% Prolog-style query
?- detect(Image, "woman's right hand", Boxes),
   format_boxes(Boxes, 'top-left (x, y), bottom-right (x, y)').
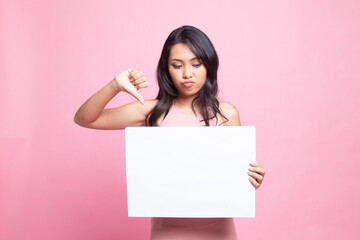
top-left (113, 68), bottom-right (148, 104)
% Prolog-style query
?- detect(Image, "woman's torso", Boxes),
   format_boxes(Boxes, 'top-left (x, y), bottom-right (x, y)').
top-left (151, 217), bottom-right (237, 240)
top-left (151, 104), bottom-right (237, 240)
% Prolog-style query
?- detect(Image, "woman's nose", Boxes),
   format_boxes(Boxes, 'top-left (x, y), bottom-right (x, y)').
top-left (183, 66), bottom-right (193, 79)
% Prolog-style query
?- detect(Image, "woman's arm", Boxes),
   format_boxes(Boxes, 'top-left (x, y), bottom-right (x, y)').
top-left (74, 69), bottom-right (157, 130)
top-left (219, 101), bottom-right (266, 190)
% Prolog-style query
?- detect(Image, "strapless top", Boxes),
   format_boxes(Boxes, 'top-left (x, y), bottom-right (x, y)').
top-left (160, 104), bottom-right (218, 127)
top-left (150, 104), bottom-right (237, 240)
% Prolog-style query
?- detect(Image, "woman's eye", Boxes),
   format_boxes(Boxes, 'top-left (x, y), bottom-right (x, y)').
top-left (172, 64), bottom-right (182, 69)
top-left (193, 63), bottom-right (202, 68)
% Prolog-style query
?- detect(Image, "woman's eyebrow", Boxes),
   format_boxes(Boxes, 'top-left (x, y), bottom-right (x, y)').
top-left (170, 57), bottom-right (200, 62)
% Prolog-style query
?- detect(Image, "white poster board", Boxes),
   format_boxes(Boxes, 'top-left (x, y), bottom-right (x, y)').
top-left (125, 126), bottom-right (256, 218)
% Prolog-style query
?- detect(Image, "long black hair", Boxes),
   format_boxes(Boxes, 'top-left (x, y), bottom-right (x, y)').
top-left (146, 25), bottom-right (228, 126)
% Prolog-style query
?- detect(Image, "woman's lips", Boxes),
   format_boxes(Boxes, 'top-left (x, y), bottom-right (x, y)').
top-left (183, 81), bottom-right (194, 88)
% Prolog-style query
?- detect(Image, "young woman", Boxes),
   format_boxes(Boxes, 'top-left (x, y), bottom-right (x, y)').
top-left (74, 25), bottom-right (266, 240)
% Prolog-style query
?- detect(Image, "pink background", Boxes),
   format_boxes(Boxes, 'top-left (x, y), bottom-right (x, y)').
top-left (1, 0), bottom-right (360, 239)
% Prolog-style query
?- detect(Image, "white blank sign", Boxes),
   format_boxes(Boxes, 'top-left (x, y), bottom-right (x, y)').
top-left (125, 126), bottom-right (256, 218)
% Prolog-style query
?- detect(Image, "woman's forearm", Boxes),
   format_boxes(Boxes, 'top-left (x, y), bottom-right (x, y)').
top-left (74, 79), bottom-right (120, 125)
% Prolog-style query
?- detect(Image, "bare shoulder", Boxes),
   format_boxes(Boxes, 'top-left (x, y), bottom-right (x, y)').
top-left (142, 99), bottom-right (159, 113)
top-left (218, 101), bottom-right (241, 126)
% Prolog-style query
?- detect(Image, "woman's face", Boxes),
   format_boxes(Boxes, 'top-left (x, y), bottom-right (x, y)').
top-left (168, 43), bottom-right (207, 98)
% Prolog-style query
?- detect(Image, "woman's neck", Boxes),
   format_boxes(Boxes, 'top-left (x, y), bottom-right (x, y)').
top-left (173, 95), bottom-right (199, 114)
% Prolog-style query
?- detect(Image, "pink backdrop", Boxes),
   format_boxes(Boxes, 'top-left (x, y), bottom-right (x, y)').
top-left (1, 0), bottom-right (360, 239)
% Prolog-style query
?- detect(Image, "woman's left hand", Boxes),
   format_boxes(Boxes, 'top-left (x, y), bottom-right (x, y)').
top-left (248, 162), bottom-right (266, 190)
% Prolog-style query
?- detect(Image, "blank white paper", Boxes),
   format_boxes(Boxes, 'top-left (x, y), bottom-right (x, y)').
top-left (125, 126), bottom-right (256, 218)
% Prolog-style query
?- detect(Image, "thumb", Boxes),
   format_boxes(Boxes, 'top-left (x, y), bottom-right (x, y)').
top-left (128, 88), bottom-right (144, 105)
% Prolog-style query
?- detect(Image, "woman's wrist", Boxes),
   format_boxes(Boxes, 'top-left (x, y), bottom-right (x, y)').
top-left (110, 77), bottom-right (122, 93)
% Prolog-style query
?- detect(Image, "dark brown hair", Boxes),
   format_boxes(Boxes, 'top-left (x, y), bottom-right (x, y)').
top-left (146, 25), bottom-right (228, 126)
